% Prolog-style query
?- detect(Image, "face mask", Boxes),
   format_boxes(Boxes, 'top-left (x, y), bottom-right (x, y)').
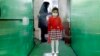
top-left (52, 13), bottom-right (58, 16)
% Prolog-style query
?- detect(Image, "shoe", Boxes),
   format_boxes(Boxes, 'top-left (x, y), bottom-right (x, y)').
top-left (52, 53), bottom-right (55, 56)
top-left (56, 51), bottom-right (59, 54)
top-left (56, 53), bottom-right (58, 56)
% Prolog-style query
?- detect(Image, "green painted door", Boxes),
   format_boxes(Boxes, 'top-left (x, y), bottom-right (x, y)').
top-left (71, 0), bottom-right (100, 56)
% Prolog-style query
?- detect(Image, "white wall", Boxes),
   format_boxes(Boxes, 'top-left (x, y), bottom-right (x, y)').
top-left (34, 0), bottom-right (43, 18)
top-left (58, 0), bottom-right (70, 22)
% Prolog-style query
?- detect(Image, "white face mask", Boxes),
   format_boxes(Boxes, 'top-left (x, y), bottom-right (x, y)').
top-left (52, 13), bottom-right (58, 16)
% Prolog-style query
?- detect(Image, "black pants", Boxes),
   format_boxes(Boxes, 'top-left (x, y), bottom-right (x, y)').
top-left (41, 27), bottom-right (47, 42)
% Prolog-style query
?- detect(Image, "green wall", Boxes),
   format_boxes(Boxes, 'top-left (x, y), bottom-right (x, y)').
top-left (0, 0), bottom-right (34, 56)
top-left (0, 0), bottom-right (33, 19)
top-left (71, 0), bottom-right (100, 56)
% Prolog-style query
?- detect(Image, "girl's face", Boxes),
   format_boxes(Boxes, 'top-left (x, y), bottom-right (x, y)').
top-left (52, 10), bottom-right (58, 17)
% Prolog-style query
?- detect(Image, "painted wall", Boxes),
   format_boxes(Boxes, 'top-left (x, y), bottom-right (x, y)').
top-left (71, 0), bottom-right (100, 56)
top-left (0, 0), bottom-right (34, 56)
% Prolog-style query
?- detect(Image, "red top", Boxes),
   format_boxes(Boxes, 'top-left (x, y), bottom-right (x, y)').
top-left (48, 16), bottom-right (63, 31)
